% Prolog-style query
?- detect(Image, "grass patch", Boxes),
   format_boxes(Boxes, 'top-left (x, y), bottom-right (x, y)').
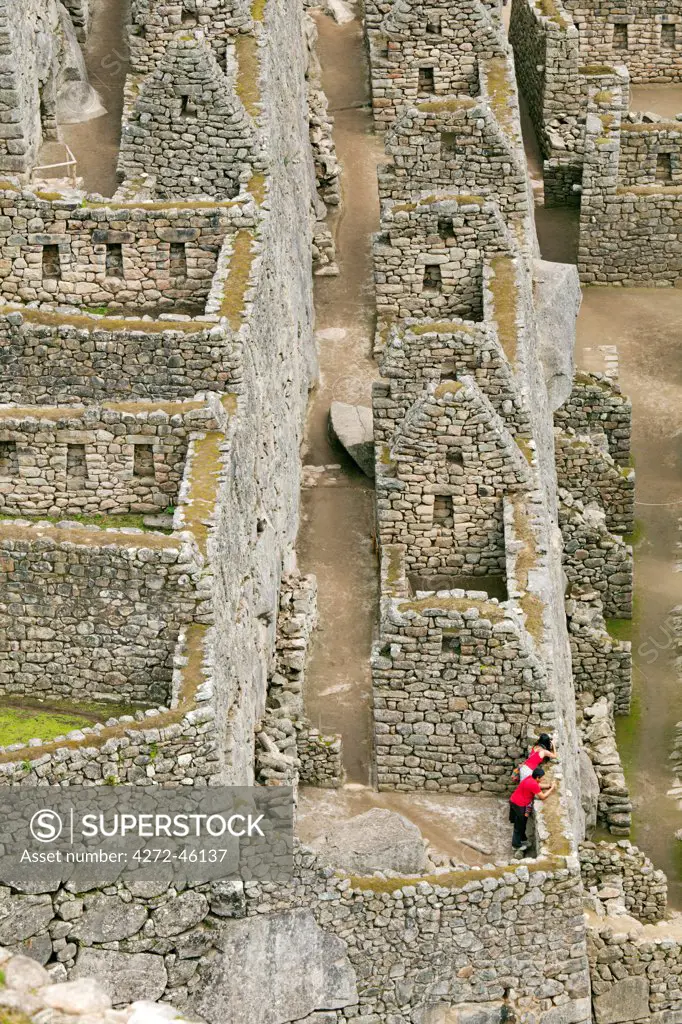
top-left (614, 684), bottom-right (642, 778)
top-left (622, 519), bottom-right (644, 548)
top-left (489, 256), bottom-right (520, 367)
top-left (220, 230), bottom-right (256, 330)
top-left (0, 511), bottom-right (172, 534)
top-left (605, 617), bottom-right (633, 643)
top-left (0, 707), bottom-right (99, 747)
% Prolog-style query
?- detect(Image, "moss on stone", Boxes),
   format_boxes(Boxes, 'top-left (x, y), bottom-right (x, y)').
top-left (0, 511), bottom-right (173, 534)
top-left (236, 35), bottom-right (261, 117)
top-left (408, 321), bottom-right (476, 335)
top-left (580, 64), bottom-right (618, 76)
top-left (220, 230), bottom-right (256, 329)
top-left (434, 379), bottom-right (463, 397)
top-left (537, 0), bottom-right (569, 28)
top-left (484, 57), bottom-right (518, 139)
top-left (14, 306), bottom-right (214, 336)
top-left (346, 854), bottom-right (564, 893)
top-left (415, 98), bottom-right (476, 112)
top-left (489, 256), bottom-right (519, 367)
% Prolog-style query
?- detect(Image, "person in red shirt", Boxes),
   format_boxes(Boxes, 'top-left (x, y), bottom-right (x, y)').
top-left (519, 733), bottom-right (557, 781)
top-left (509, 766), bottom-right (556, 854)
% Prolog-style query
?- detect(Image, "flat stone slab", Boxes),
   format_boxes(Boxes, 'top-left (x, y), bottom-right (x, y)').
top-left (592, 976), bottom-right (649, 1024)
top-left (533, 258), bottom-right (581, 412)
top-left (308, 806), bottom-right (427, 874)
top-left (194, 909), bottom-right (357, 1024)
top-left (329, 401), bottom-right (374, 477)
top-left (73, 950), bottom-right (168, 1006)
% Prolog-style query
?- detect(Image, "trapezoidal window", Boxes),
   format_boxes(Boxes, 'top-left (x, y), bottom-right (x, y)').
top-left (446, 449), bottom-right (464, 466)
top-left (661, 23), bottom-right (676, 48)
top-left (441, 634), bottom-right (461, 655)
top-left (42, 244), bottom-right (61, 281)
top-left (433, 494), bottom-right (453, 522)
top-left (440, 359), bottom-right (457, 382)
top-left (423, 264), bottom-right (442, 293)
top-left (0, 441), bottom-right (17, 475)
top-left (180, 92), bottom-right (197, 118)
top-left (181, 5), bottom-right (197, 25)
top-left (66, 444), bottom-right (87, 490)
top-left (656, 152), bottom-right (673, 182)
top-left (133, 444), bottom-right (155, 478)
top-left (612, 23), bottom-right (628, 50)
top-left (105, 243), bottom-right (124, 278)
top-left (169, 242), bottom-right (187, 279)
top-left (418, 67), bottom-right (435, 94)
top-left (426, 15), bottom-right (441, 34)
top-left (438, 218), bottom-right (455, 240)
top-left (440, 132), bottom-right (461, 156)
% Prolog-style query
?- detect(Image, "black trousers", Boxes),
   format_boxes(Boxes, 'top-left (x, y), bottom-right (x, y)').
top-left (509, 802), bottom-right (528, 848)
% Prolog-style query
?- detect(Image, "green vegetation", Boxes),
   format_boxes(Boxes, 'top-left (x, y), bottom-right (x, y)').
top-left (614, 684), bottom-right (642, 782)
top-left (0, 707), bottom-right (94, 747)
top-left (623, 518), bottom-right (644, 548)
top-left (0, 511), bottom-right (173, 534)
top-left (605, 617), bottom-right (633, 643)
top-left (83, 305), bottom-right (110, 315)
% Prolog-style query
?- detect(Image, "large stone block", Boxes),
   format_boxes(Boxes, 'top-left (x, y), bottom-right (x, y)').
top-left (307, 807), bottom-right (427, 874)
top-left (592, 977), bottom-right (649, 1024)
top-left (533, 258), bottom-right (581, 412)
top-left (194, 909), bottom-right (358, 1024)
top-left (72, 949), bottom-right (168, 1005)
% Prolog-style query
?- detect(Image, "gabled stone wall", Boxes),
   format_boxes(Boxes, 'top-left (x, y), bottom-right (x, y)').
top-left (555, 427), bottom-right (635, 534)
top-left (367, 0), bottom-right (508, 131)
top-left (559, 491), bottom-right (633, 618)
top-left (118, 33), bottom-right (263, 199)
top-left (554, 373), bottom-right (632, 466)
top-left (567, 585), bottom-right (632, 716)
top-left (129, 0), bottom-right (253, 73)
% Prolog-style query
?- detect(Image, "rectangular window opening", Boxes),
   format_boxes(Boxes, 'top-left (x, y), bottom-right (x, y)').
top-left (438, 218), bottom-right (455, 240)
top-left (441, 634), bottom-right (461, 655)
top-left (440, 359), bottom-right (457, 382)
top-left (433, 494), bottom-right (453, 521)
top-left (661, 23), bottom-right (676, 48)
top-left (440, 132), bottom-right (461, 156)
top-left (181, 6), bottom-right (197, 25)
top-left (656, 152), bottom-right (673, 182)
top-left (612, 23), bottom-right (628, 50)
top-left (42, 244), bottom-right (61, 281)
top-left (423, 264), bottom-right (442, 293)
top-left (66, 444), bottom-right (87, 490)
top-left (180, 92), bottom-right (197, 118)
top-left (446, 449), bottom-right (464, 466)
top-left (133, 444), bottom-right (156, 479)
top-left (418, 67), bottom-right (435, 94)
top-left (426, 16), bottom-right (441, 34)
top-left (169, 242), bottom-right (188, 279)
top-left (105, 243), bottom-right (124, 278)
top-left (0, 441), bottom-right (17, 475)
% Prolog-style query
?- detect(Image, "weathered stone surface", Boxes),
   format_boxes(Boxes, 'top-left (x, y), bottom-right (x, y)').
top-left (308, 808), bottom-right (427, 874)
top-left (70, 895), bottom-right (148, 943)
top-left (72, 949), bottom-right (168, 1005)
top-left (329, 401), bottom-right (375, 478)
top-left (152, 892), bottom-right (209, 937)
top-left (579, 746), bottom-right (600, 834)
top-left (0, 895), bottom-right (53, 944)
top-left (420, 1003), bottom-right (504, 1024)
top-left (592, 976), bottom-right (649, 1024)
top-left (534, 259), bottom-right (581, 412)
top-left (194, 909), bottom-right (358, 1024)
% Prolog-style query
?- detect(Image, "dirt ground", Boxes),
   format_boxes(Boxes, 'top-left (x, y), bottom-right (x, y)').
top-left (297, 12), bottom-right (383, 785)
top-left (61, 0), bottom-right (131, 196)
top-left (297, 786), bottom-right (513, 867)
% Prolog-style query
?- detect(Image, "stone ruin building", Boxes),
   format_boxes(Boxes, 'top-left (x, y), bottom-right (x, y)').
top-left (0, 0), bottom-right (679, 1022)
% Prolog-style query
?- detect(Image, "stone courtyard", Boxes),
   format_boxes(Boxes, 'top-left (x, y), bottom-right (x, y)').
top-left (0, 0), bottom-right (680, 1021)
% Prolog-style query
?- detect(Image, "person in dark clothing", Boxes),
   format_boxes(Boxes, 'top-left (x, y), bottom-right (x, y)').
top-left (509, 766), bottom-right (556, 854)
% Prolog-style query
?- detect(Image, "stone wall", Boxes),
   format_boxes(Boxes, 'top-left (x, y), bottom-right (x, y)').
top-left (554, 373), bottom-right (632, 466)
top-left (559, 491), bottom-right (633, 618)
top-left (555, 427), bottom-right (635, 534)
top-left (580, 697), bottom-right (631, 835)
top-left (128, 0), bottom-right (253, 73)
top-left (367, 0), bottom-right (508, 132)
top-left (374, 196), bottom-right (513, 323)
top-left (0, 188), bottom-right (237, 310)
top-left (567, 586), bottom-right (632, 716)
top-left (62, 0), bottom-right (90, 40)
top-left (377, 58), bottom-right (531, 240)
top-left (118, 33), bottom-right (263, 199)
top-left (0, 313), bottom-right (242, 404)
top-left (371, 541), bottom-right (554, 792)
top-left (256, 573), bottom-right (344, 789)
top-left (0, 397), bottom-right (223, 516)
top-left (0, 837), bottom-right (592, 1022)
top-left (0, 523), bottom-right (202, 705)
top-left (579, 103), bottom-right (682, 284)
top-left (580, 839), bottom-right (667, 923)
top-left (563, 0), bottom-right (682, 84)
